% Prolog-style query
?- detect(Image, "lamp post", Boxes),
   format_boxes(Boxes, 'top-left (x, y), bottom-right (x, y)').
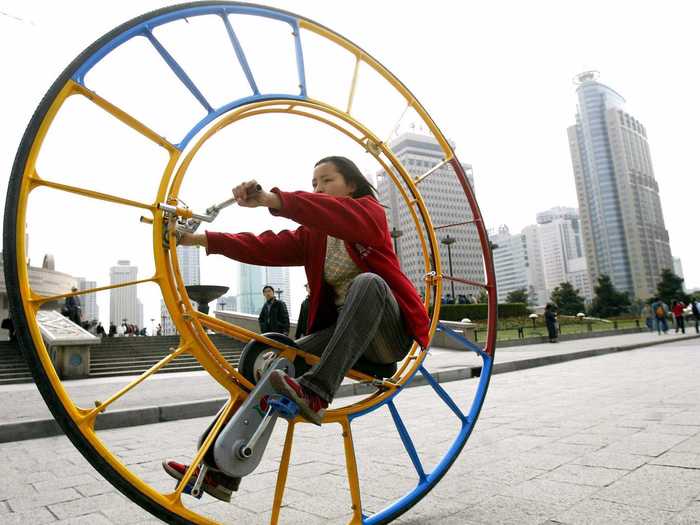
top-left (275, 288), bottom-right (283, 300)
top-left (150, 318), bottom-right (154, 336)
top-left (441, 234), bottom-right (456, 300)
top-left (529, 313), bottom-right (538, 329)
top-left (390, 227), bottom-right (403, 256)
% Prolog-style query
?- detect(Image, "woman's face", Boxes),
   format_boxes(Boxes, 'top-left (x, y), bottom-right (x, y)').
top-left (312, 162), bottom-right (356, 197)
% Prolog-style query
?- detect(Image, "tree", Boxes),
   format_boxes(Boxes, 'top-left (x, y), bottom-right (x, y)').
top-left (590, 274), bottom-right (631, 318)
top-left (505, 288), bottom-right (528, 304)
top-left (477, 290), bottom-right (489, 303)
top-left (655, 268), bottom-right (690, 305)
top-left (550, 282), bottom-right (586, 315)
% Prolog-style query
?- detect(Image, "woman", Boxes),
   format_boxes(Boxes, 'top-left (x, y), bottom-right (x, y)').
top-left (544, 303), bottom-right (558, 343)
top-left (176, 156), bottom-right (429, 423)
top-left (163, 157), bottom-right (430, 501)
top-left (671, 300), bottom-right (686, 334)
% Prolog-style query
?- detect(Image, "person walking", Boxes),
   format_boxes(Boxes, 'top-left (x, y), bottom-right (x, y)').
top-left (295, 283), bottom-right (310, 339)
top-left (692, 299), bottom-right (700, 334)
top-left (651, 298), bottom-right (669, 334)
top-left (258, 285), bottom-right (290, 335)
top-left (671, 300), bottom-right (686, 334)
top-left (544, 303), bottom-right (558, 343)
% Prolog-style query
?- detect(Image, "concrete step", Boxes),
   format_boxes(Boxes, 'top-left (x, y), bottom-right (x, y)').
top-left (88, 365), bottom-right (221, 378)
top-left (89, 359), bottom-right (241, 373)
top-left (90, 353), bottom-right (241, 367)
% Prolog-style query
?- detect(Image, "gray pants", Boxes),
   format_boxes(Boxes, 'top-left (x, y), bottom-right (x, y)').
top-left (295, 273), bottom-right (413, 403)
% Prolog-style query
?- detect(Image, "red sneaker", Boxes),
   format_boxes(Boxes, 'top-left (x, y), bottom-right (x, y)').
top-left (269, 370), bottom-right (328, 426)
top-left (162, 460), bottom-right (240, 502)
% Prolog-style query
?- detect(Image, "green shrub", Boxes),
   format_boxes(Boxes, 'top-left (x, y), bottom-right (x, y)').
top-left (431, 303), bottom-right (529, 321)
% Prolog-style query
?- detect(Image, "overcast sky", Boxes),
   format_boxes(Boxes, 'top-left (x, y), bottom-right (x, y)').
top-left (2, 1), bottom-right (699, 327)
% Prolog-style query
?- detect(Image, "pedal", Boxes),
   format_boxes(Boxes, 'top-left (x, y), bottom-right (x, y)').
top-left (213, 357), bottom-right (295, 478)
top-left (180, 463), bottom-right (208, 499)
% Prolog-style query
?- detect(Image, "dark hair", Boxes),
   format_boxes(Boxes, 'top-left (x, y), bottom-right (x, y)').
top-left (262, 285), bottom-right (274, 293)
top-left (315, 156), bottom-right (377, 200)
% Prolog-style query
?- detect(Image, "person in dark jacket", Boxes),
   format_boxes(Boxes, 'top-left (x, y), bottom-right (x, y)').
top-left (64, 287), bottom-right (82, 325)
top-left (544, 303), bottom-right (558, 343)
top-left (258, 285), bottom-right (290, 335)
top-left (295, 283), bottom-right (310, 339)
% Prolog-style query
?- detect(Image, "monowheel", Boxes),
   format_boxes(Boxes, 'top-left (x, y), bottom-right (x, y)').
top-left (4, 3), bottom-right (497, 524)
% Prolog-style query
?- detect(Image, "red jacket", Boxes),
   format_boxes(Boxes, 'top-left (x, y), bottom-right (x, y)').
top-left (205, 188), bottom-right (430, 348)
top-left (672, 303), bottom-right (685, 317)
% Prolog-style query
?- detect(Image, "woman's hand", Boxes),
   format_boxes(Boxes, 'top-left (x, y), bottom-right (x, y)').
top-left (232, 180), bottom-right (281, 210)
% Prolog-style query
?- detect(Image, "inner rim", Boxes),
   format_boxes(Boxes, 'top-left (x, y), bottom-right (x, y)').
top-left (162, 97), bottom-right (444, 417)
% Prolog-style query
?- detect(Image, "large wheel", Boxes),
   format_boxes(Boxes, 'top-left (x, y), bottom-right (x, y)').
top-left (4, 3), bottom-right (497, 524)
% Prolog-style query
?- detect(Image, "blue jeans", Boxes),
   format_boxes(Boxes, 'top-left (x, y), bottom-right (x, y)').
top-left (655, 317), bottom-right (668, 334)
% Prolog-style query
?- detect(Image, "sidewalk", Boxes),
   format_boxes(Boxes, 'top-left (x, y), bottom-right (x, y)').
top-left (1, 329), bottom-right (697, 443)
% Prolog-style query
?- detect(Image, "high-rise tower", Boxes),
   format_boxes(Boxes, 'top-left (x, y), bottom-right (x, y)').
top-left (567, 72), bottom-right (672, 299)
top-left (376, 132), bottom-right (484, 299)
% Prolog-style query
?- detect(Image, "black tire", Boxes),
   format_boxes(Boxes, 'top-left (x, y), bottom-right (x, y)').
top-left (238, 333), bottom-right (307, 384)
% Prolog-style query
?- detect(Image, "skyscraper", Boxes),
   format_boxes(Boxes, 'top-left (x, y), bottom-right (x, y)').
top-left (376, 132), bottom-right (484, 299)
top-left (237, 263), bottom-right (266, 315)
top-left (76, 277), bottom-right (99, 323)
top-left (536, 207), bottom-right (592, 301)
top-left (568, 71), bottom-right (672, 300)
top-left (265, 267), bottom-right (291, 305)
top-left (489, 225), bottom-right (529, 303)
top-left (160, 245), bottom-right (201, 335)
top-left (109, 260), bottom-right (142, 327)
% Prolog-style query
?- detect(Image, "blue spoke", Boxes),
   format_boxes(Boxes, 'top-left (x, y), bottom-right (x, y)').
top-left (387, 401), bottom-right (427, 482)
top-left (144, 29), bottom-right (213, 113)
top-left (419, 366), bottom-right (466, 422)
top-left (221, 15), bottom-right (260, 96)
top-left (437, 322), bottom-right (489, 359)
top-left (292, 21), bottom-right (307, 97)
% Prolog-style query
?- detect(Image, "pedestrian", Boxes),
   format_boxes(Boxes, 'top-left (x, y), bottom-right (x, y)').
top-left (671, 300), bottom-right (686, 334)
top-left (1, 318), bottom-right (15, 342)
top-left (650, 297), bottom-right (669, 334)
top-left (108, 323), bottom-right (116, 337)
top-left (95, 322), bottom-right (105, 337)
top-left (156, 323), bottom-right (162, 336)
top-left (692, 299), bottom-right (700, 334)
top-left (544, 302), bottom-right (558, 343)
top-left (258, 285), bottom-right (290, 335)
top-left (295, 283), bottom-right (310, 339)
top-left (64, 287), bottom-right (82, 325)
top-left (641, 302), bottom-right (654, 331)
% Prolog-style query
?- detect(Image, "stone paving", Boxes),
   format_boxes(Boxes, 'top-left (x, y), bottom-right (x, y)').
top-left (0, 330), bottom-right (693, 425)
top-left (0, 339), bottom-right (699, 524)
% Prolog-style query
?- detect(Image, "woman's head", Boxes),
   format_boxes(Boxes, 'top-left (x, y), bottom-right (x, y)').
top-left (313, 156), bottom-right (377, 199)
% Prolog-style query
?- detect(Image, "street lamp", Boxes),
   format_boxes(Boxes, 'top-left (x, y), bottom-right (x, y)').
top-left (441, 234), bottom-right (456, 301)
top-left (275, 288), bottom-right (283, 300)
top-left (390, 227), bottom-right (403, 255)
top-left (150, 318), bottom-right (154, 336)
top-left (529, 313), bottom-right (538, 329)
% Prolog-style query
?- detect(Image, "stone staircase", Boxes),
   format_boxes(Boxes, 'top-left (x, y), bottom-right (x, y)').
top-left (89, 335), bottom-right (245, 378)
top-left (0, 341), bottom-right (33, 385)
top-left (0, 335), bottom-right (246, 384)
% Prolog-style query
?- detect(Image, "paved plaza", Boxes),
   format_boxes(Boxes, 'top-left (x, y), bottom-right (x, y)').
top-left (0, 337), bottom-right (699, 524)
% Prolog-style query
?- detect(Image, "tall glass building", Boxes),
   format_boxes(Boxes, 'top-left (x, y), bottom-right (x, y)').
top-left (567, 72), bottom-right (672, 300)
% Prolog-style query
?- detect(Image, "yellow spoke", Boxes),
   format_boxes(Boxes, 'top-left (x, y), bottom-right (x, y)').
top-left (30, 175), bottom-right (156, 212)
top-left (270, 421), bottom-right (296, 525)
top-left (340, 418), bottom-right (363, 524)
top-left (70, 80), bottom-right (178, 153)
top-left (346, 55), bottom-right (361, 114)
top-left (195, 312), bottom-right (396, 385)
top-left (79, 344), bottom-right (191, 426)
top-left (172, 396), bottom-right (239, 498)
top-left (31, 277), bottom-right (158, 307)
top-left (414, 158), bottom-right (449, 185)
